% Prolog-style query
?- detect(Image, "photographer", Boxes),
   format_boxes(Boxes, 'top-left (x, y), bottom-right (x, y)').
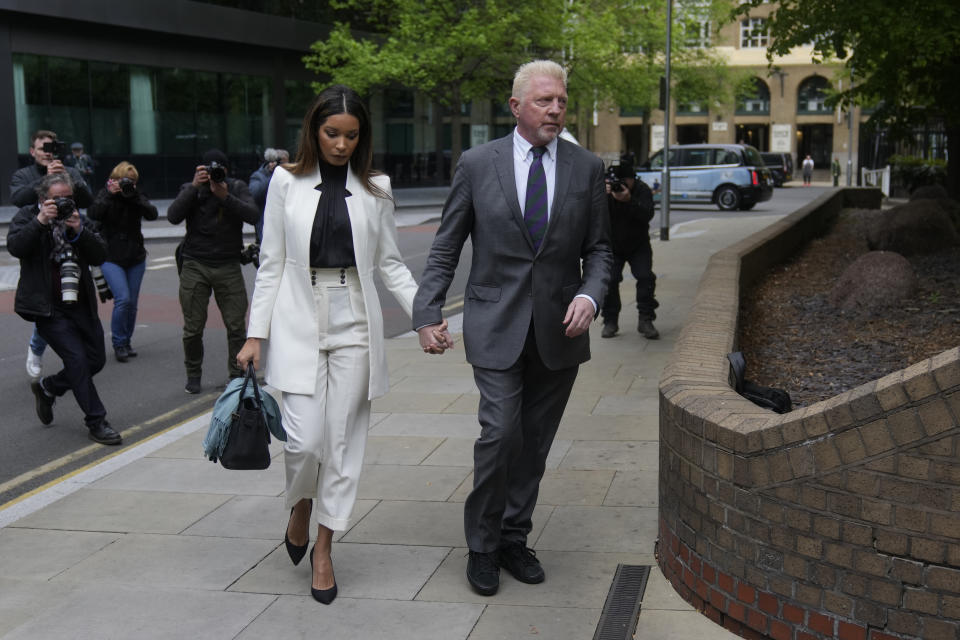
top-left (249, 147), bottom-right (289, 243)
top-left (88, 161), bottom-right (159, 362)
top-left (10, 130), bottom-right (93, 208)
top-left (600, 156), bottom-right (660, 340)
top-left (168, 149), bottom-right (259, 394)
top-left (6, 173), bottom-right (122, 445)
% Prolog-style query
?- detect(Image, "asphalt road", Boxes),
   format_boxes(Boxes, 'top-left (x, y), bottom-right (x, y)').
top-left (0, 184), bottom-right (828, 505)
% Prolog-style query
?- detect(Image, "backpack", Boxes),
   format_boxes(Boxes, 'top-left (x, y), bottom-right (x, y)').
top-left (727, 351), bottom-right (792, 414)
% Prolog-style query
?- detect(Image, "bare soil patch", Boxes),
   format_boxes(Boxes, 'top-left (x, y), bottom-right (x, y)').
top-left (737, 208), bottom-right (960, 408)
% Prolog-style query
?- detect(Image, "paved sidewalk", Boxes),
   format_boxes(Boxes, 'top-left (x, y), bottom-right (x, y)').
top-left (0, 213), bottom-right (778, 639)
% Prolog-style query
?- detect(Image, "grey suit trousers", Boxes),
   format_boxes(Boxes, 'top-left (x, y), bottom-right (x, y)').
top-left (464, 322), bottom-right (579, 552)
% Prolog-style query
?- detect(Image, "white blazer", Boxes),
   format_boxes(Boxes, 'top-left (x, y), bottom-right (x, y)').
top-left (246, 165), bottom-right (418, 399)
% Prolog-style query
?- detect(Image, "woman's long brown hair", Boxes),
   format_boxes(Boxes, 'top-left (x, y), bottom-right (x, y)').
top-left (288, 84), bottom-right (389, 200)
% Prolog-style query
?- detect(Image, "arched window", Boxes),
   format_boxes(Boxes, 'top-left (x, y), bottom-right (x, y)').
top-left (797, 76), bottom-right (832, 115)
top-left (736, 77), bottom-right (770, 115)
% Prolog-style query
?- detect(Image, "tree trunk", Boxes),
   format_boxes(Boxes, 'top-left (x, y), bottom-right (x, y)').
top-left (449, 85), bottom-right (463, 176)
top-left (434, 100), bottom-right (445, 186)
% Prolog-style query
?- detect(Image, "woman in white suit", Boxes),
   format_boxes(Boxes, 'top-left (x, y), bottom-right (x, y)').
top-left (236, 85), bottom-right (449, 604)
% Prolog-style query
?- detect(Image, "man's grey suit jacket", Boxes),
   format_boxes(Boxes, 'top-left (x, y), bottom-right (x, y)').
top-left (413, 134), bottom-right (612, 371)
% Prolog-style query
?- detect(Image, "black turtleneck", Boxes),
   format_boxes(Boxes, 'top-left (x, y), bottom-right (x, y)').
top-left (309, 159), bottom-right (357, 268)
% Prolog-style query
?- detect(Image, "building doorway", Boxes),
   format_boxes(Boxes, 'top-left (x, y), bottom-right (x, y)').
top-left (735, 124), bottom-right (769, 150)
top-left (676, 124), bottom-right (708, 145)
top-left (622, 125), bottom-right (645, 163)
top-left (797, 124), bottom-right (833, 170)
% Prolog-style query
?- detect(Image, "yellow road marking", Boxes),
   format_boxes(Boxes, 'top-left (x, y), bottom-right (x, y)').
top-left (0, 395), bottom-right (214, 510)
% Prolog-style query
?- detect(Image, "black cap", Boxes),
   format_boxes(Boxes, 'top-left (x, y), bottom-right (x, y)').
top-left (614, 160), bottom-right (635, 179)
top-left (201, 148), bottom-right (228, 167)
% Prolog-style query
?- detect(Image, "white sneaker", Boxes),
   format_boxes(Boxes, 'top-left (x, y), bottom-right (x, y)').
top-left (26, 348), bottom-right (42, 380)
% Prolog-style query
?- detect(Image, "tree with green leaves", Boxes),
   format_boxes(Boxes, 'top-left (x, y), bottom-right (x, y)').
top-left (304, 0), bottom-right (551, 182)
top-left (735, 0), bottom-right (960, 197)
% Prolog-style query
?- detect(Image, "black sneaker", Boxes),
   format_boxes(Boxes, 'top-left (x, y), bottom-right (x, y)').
top-left (31, 379), bottom-right (55, 425)
top-left (88, 420), bottom-right (122, 445)
top-left (124, 343), bottom-right (138, 358)
top-left (185, 376), bottom-right (201, 394)
top-left (466, 550), bottom-right (500, 596)
top-left (601, 323), bottom-right (618, 338)
top-left (498, 541), bottom-right (545, 584)
top-left (637, 318), bottom-right (660, 339)
top-left (114, 345), bottom-right (129, 362)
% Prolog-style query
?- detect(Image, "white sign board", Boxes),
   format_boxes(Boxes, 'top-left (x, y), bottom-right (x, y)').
top-left (771, 124), bottom-right (792, 152)
top-left (470, 124), bottom-right (489, 148)
top-left (711, 121), bottom-right (728, 132)
top-left (650, 125), bottom-right (664, 153)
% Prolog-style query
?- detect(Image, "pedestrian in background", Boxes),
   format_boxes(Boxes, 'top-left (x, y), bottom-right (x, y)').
top-left (802, 154), bottom-right (814, 186)
top-left (832, 157), bottom-right (842, 187)
top-left (237, 85), bottom-right (432, 604)
top-left (413, 59), bottom-right (611, 596)
top-left (87, 161), bottom-right (159, 362)
top-left (249, 147), bottom-right (290, 243)
top-left (66, 142), bottom-right (96, 187)
top-left (168, 149), bottom-right (259, 394)
top-left (600, 155), bottom-right (659, 340)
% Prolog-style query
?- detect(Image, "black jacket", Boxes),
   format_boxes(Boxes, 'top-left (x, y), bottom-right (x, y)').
top-left (608, 179), bottom-right (655, 255)
top-left (7, 205), bottom-right (108, 321)
top-left (167, 178), bottom-right (259, 264)
top-left (87, 188), bottom-right (159, 267)
top-left (10, 164), bottom-right (94, 208)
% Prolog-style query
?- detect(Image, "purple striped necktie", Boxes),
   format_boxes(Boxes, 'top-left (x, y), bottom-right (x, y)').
top-left (524, 146), bottom-right (548, 250)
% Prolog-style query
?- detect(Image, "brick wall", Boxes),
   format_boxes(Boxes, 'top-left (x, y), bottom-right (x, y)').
top-left (658, 188), bottom-right (960, 640)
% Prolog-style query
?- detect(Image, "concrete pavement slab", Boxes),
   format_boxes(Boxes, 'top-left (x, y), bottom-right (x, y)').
top-left (0, 578), bottom-right (78, 636)
top-left (603, 470), bottom-right (660, 507)
top-left (635, 610), bottom-right (744, 640)
top-left (557, 413), bottom-right (659, 441)
top-left (56, 532), bottom-right (277, 590)
top-left (559, 439), bottom-right (659, 471)
top-left (356, 464), bottom-right (470, 501)
top-left (231, 542), bottom-right (450, 600)
top-left (593, 393), bottom-right (661, 416)
top-left (468, 604), bottom-right (602, 640)
top-left (535, 505), bottom-right (658, 554)
top-left (341, 500), bottom-right (467, 547)
top-left (0, 528), bottom-right (120, 580)
top-left (417, 548), bottom-right (654, 608)
top-left (8, 488), bottom-right (230, 534)
top-left (90, 457), bottom-right (283, 495)
top-left (1, 583), bottom-right (275, 640)
top-left (235, 596), bottom-right (484, 640)
top-left (368, 412), bottom-right (481, 438)
top-left (389, 374), bottom-right (478, 394)
top-left (535, 469), bottom-right (616, 506)
top-left (371, 391), bottom-right (463, 413)
top-left (363, 435), bottom-right (444, 465)
top-left (441, 393), bottom-right (483, 414)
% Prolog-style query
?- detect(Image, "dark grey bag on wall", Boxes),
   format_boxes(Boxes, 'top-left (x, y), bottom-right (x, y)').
top-left (727, 351), bottom-right (792, 414)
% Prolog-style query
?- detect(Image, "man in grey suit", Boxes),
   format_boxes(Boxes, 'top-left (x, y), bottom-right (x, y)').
top-left (414, 60), bottom-right (612, 596)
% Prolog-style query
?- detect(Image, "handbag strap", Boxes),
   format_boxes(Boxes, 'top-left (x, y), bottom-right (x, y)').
top-left (239, 361), bottom-right (263, 409)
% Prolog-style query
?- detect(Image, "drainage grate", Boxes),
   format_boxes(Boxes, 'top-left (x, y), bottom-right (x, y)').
top-left (593, 564), bottom-right (651, 640)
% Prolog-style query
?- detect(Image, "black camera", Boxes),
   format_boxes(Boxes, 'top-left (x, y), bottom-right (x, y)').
top-left (205, 161), bottom-right (226, 183)
top-left (53, 197), bottom-right (76, 220)
top-left (239, 242), bottom-right (260, 268)
top-left (118, 177), bottom-right (137, 198)
top-left (42, 140), bottom-right (67, 158)
top-left (605, 166), bottom-right (625, 193)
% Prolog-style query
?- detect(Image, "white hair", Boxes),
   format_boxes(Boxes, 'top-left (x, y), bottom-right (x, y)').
top-left (512, 60), bottom-right (567, 102)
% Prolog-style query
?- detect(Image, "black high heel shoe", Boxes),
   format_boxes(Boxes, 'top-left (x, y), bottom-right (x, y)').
top-left (309, 543), bottom-right (338, 605)
top-left (284, 501), bottom-right (311, 566)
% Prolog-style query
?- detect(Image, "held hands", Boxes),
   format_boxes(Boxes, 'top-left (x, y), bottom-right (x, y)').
top-left (417, 319), bottom-right (455, 355)
top-left (192, 165), bottom-right (228, 200)
top-left (236, 338), bottom-right (261, 371)
top-left (606, 182), bottom-right (632, 203)
top-left (46, 159), bottom-right (66, 175)
top-left (106, 179), bottom-right (121, 194)
top-left (562, 297), bottom-right (595, 338)
top-left (36, 199), bottom-right (59, 226)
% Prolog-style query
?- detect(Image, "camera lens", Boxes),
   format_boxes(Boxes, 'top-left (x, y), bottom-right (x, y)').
top-left (119, 178), bottom-right (136, 197)
top-left (54, 197), bottom-right (76, 220)
top-left (59, 257), bottom-right (81, 304)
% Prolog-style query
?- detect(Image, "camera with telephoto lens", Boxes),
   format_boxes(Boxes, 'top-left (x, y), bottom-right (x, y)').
top-left (118, 177), bottom-right (137, 198)
top-left (205, 161), bottom-right (226, 183)
top-left (604, 165), bottom-right (625, 193)
top-left (55, 245), bottom-right (81, 304)
top-left (90, 265), bottom-right (113, 302)
top-left (239, 242), bottom-right (260, 268)
top-left (41, 140), bottom-right (67, 158)
top-left (53, 196), bottom-right (76, 221)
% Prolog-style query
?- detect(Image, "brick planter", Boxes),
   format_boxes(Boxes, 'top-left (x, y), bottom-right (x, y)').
top-left (657, 188), bottom-right (960, 640)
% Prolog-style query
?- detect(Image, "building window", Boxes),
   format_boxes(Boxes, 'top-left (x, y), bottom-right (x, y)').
top-left (684, 20), bottom-right (712, 48)
top-left (736, 78), bottom-right (770, 115)
top-left (740, 18), bottom-right (768, 48)
top-left (796, 76), bottom-right (832, 115)
top-left (677, 101), bottom-right (707, 116)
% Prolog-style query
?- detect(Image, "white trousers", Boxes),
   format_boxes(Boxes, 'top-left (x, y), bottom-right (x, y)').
top-left (282, 268), bottom-right (370, 531)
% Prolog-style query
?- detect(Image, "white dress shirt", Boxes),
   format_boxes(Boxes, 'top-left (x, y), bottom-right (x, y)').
top-left (513, 128), bottom-right (559, 219)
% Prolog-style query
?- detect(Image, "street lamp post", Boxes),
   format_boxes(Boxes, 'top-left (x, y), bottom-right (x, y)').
top-left (660, 0), bottom-right (672, 241)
